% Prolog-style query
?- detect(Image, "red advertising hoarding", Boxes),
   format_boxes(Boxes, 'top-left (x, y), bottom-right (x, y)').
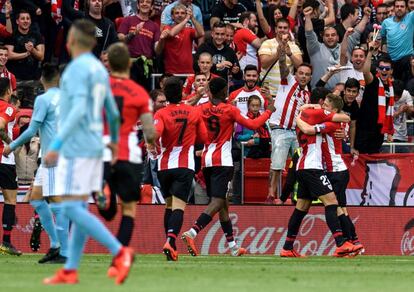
top-left (9, 204), bottom-right (414, 256)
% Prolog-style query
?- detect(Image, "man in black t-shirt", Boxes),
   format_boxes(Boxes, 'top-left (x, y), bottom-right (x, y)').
top-left (210, 0), bottom-right (247, 28)
top-left (6, 10), bottom-right (44, 81)
top-left (341, 78), bottom-right (360, 154)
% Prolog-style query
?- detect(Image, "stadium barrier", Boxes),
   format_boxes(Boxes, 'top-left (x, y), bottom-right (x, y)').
top-left (6, 203), bottom-right (414, 256)
top-left (242, 149), bottom-right (414, 205)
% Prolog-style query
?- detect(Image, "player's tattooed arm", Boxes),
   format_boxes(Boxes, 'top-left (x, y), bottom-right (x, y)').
top-left (0, 128), bottom-right (11, 144)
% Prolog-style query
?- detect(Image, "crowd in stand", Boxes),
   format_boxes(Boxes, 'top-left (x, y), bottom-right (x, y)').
top-left (1, 0), bottom-right (414, 204)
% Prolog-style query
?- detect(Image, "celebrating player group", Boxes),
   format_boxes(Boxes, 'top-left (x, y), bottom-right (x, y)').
top-left (0, 18), bottom-right (365, 286)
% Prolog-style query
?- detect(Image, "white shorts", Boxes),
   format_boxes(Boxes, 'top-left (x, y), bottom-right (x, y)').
top-left (270, 128), bottom-right (299, 170)
top-left (55, 157), bottom-right (103, 196)
top-left (33, 164), bottom-right (57, 197)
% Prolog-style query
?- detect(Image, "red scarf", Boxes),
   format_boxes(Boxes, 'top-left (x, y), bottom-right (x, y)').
top-left (377, 77), bottom-right (394, 135)
top-left (247, 111), bottom-right (270, 139)
top-left (51, 0), bottom-right (62, 24)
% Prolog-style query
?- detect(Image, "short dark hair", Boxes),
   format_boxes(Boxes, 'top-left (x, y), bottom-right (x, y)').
top-left (149, 89), bottom-right (164, 102)
top-left (393, 79), bottom-right (405, 97)
top-left (107, 42), bottom-right (130, 72)
top-left (298, 62), bottom-right (313, 73)
top-left (17, 9), bottom-right (31, 19)
top-left (212, 21), bottom-right (226, 30)
top-left (340, 4), bottom-right (357, 21)
top-left (303, 0), bottom-right (320, 10)
top-left (244, 64), bottom-right (258, 74)
top-left (208, 77), bottom-right (227, 100)
top-left (0, 77), bottom-right (10, 97)
top-left (240, 11), bottom-right (255, 23)
top-left (344, 78), bottom-right (361, 91)
top-left (247, 95), bottom-right (262, 107)
top-left (310, 87), bottom-right (330, 104)
top-left (41, 63), bottom-right (60, 83)
top-left (0, 45), bottom-right (7, 52)
top-left (275, 17), bottom-right (290, 27)
top-left (394, 0), bottom-right (407, 7)
top-left (378, 55), bottom-right (392, 65)
top-left (163, 76), bottom-right (183, 104)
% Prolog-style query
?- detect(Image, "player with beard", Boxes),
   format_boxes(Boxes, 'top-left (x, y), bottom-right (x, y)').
top-left (228, 65), bottom-right (268, 116)
top-left (181, 77), bottom-right (275, 257)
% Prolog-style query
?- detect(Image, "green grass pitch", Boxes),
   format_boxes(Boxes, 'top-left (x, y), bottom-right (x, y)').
top-left (0, 254), bottom-right (413, 292)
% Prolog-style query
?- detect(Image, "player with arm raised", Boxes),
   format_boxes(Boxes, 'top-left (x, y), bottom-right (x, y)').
top-left (181, 77), bottom-right (275, 257)
top-left (3, 63), bottom-right (69, 264)
top-left (43, 19), bottom-right (133, 285)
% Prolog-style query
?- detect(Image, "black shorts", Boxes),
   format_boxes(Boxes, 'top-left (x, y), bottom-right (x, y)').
top-left (158, 168), bottom-right (194, 202)
top-left (327, 170), bottom-right (350, 207)
top-left (105, 161), bottom-right (143, 203)
top-left (296, 169), bottom-right (333, 201)
top-left (203, 166), bottom-right (234, 199)
top-left (0, 164), bottom-right (17, 190)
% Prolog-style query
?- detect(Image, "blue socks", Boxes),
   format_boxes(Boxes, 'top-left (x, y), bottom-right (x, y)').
top-left (62, 200), bottom-right (121, 270)
top-left (30, 200), bottom-right (59, 249)
top-left (50, 203), bottom-right (70, 257)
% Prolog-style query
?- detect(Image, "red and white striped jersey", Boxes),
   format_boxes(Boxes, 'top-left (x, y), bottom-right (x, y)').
top-left (320, 122), bottom-right (348, 173)
top-left (0, 99), bottom-right (16, 165)
top-left (296, 109), bottom-right (335, 171)
top-left (199, 102), bottom-right (272, 167)
top-left (154, 103), bottom-right (207, 171)
top-left (110, 76), bottom-right (152, 164)
top-left (228, 86), bottom-right (267, 116)
top-left (0, 68), bottom-right (16, 92)
top-left (269, 74), bottom-right (310, 129)
top-left (234, 28), bottom-right (259, 70)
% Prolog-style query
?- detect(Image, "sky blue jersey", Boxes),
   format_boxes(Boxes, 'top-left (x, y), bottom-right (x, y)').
top-left (49, 52), bottom-right (119, 158)
top-left (10, 87), bottom-right (60, 161)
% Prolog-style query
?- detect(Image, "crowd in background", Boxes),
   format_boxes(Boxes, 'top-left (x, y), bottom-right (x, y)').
top-left (1, 0), bottom-right (414, 204)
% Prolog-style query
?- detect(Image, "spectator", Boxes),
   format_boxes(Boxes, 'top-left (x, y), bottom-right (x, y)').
top-left (392, 79), bottom-right (414, 143)
top-left (255, 0), bottom-right (294, 38)
top-left (304, 5), bottom-right (368, 90)
top-left (118, 0), bottom-right (162, 90)
top-left (6, 10), bottom-right (44, 80)
top-left (0, 0), bottom-right (12, 42)
top-left (297, 0), bottom-right (335, 63)
top-left (334, 3), bottom-right (359, 42)
top-left (339, 28), bottom-right (368, 102)
top-left (355, 43), bottom-right (395, 154)
top-left (409, 0), bottom-right (414, 11)
top-left (210, 0), bottom-right (247, 28)
top-left (259, 18), bottom-right (302, 97)
top-left (224, 23), bottom-right (236, 50)
top-left (342, 78), bottom-right (361, 155)
top-left (159, 4), bottom-right (204, 74)
top-left (267, 42), bottom-right (312, 206)
top-left (233, 11), bottom-right (262, 70)
top-left (387, 3), bottom-right (395, 16)
top-left (228, 64), bottom-right (267, 116)
top-left (405, 56), bottom-right (414, 95)
top-left (183, 52), bottom-right (218, 97)
top-left (183, 72), bottom-right (209, 105)
top-left (160, 0), bottom-right (202, 29)
top-left (381, 0), bottom-right (414, 83)
top-left (150, 88), bottom-right (167, 111)
top-left (361, 3), bottom-right (389, 43)
top-left (0, 46), bottom-right (16, 94)
top-left (194, 22), bottom-right (242, 81)
top-left (235, 95), bottom-right (271, 158)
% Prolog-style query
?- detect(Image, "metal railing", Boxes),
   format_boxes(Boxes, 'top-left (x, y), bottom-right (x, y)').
top-left (151, 73), bottom-right (192, 90)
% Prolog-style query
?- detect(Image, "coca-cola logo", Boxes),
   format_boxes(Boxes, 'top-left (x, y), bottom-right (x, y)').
top-left (200, 213), bottom-right (358, 256)
top-left (401, 219), bottom-right (414, 255)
